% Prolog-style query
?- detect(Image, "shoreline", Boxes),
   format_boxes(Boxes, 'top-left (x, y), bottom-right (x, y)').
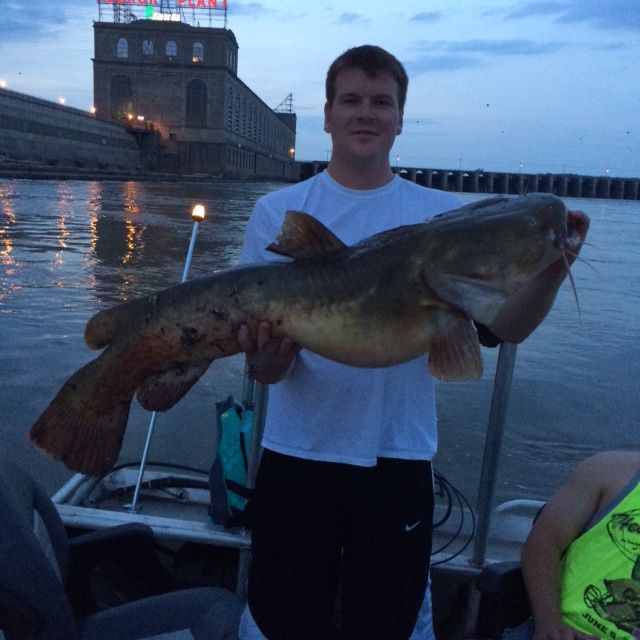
top-left (1, 163), bottom-right (638, 201)
top-left (0, 165), bottom-right (295, 183)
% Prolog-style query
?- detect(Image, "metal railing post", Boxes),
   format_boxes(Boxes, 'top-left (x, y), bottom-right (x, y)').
top-left (471, 341), bottom-right (518, 567)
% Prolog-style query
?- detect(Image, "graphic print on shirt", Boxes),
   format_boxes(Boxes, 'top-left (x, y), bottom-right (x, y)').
top-left (582, 509), bottom-right (640, 637)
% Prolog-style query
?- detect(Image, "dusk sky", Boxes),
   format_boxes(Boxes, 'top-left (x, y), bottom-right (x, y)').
top-left (1, 1), bottom-right (638, 177)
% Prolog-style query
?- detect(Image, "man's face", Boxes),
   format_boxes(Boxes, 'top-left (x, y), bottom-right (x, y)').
top-left (324, 68), bottom-right (403, 167)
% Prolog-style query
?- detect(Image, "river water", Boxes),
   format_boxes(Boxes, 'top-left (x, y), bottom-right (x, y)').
top-left (0, 178), bottom-right (638, 507)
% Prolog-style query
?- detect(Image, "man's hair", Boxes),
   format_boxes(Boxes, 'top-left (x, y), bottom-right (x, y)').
top-left (325, 45), bottom-right (409, 111)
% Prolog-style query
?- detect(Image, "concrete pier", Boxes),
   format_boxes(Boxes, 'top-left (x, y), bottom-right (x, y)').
top-left (299, 162), bottom-right (640, 201)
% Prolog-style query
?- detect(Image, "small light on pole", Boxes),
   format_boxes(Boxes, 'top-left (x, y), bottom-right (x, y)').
top-left (191, 203), bottom-right (205, 222)
top-left (182, 204), bottom-right (206, 281)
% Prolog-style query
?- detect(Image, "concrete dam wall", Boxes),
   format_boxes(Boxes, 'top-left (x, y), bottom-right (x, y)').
top-left (299, 162), bottom-right (640, 201)
top-left (0, 88), bottom-right (143, 177)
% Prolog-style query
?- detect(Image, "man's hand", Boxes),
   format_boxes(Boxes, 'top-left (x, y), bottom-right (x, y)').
top-left (237, 321), bottom-right (301, 384)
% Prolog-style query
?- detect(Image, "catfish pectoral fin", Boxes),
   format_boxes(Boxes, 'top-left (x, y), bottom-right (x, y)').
top-left (28, 385), bottom-right (132, 476)
top-left (136, 360), bottom-right (211, 411)
top-left (426, 272), bottom-right (508, 329)
top-left (427, 313), bottom-right (483, 381)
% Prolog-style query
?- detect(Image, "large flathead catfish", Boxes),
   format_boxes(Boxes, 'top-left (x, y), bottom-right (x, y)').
top-left (29, 194), bottom-right (588, 475)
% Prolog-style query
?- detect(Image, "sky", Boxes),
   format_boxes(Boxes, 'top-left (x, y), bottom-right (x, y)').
top-left (1, 0), bottom-right (639, 177)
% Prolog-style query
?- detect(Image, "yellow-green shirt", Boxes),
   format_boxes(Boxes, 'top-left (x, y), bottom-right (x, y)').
top-left (560, 470), bottom-right (640, 639)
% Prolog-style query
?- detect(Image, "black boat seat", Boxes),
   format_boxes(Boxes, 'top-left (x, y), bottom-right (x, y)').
top-left (475, 561), bottom-right (530, 639)
top-left (0, 455), bottom-right (242, 639)
top-left (473, 503), bottom-right (547, 638)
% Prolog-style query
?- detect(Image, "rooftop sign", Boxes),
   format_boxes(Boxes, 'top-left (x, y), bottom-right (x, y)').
top-left (96, 0), bottom-right (228, 25)
top-left (97, 0), bottom-right (227, 6)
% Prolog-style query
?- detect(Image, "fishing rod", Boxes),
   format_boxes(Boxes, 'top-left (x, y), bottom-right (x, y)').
top-left (127, 204), bottom-right (206, 514)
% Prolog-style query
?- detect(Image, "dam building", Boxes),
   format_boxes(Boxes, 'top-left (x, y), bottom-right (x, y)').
top-left (0, 1), bottom-right (296, 180)
top-left (93, 1), bottom-right (296, 179)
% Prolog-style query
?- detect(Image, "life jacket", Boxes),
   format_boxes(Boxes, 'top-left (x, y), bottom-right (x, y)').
top-left (208, 395), bottom-right (254, 527)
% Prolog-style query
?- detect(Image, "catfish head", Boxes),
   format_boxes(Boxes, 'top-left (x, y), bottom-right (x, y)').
top-left (420, 193), bottom-right (589, 343)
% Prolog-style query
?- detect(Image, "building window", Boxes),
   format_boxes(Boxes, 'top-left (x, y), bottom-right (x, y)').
top-left (227, 87), bottom-right (233, 128)
top-left (166, 41), bottom-right (177, 60)
top-left (116, 38), bottom-right (128, 59)
top-left (186, 79), bottom-right (207, 127)
top-left (142, 39), bottom-right (154, 56)
top-left (192, 42), bottom-right (204, 63)
top-left (110, 75), bottom-right (133, 120)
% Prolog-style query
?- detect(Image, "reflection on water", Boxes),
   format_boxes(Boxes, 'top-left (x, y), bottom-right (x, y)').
top-left (0, 179), bottom-right (638, 503)
top-left (0, 182), bottom-right (16, 273)
top-left (0, 179), bottom-right (286, 491)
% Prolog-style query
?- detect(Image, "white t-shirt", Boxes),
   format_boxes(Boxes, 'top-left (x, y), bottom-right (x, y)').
top-left (240, 171), bottom-right (462, 466)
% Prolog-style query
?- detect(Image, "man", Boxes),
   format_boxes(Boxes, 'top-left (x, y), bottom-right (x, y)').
top-left (508, 451), bottom-right (640, 640)
top-left (236, 44), bottom-right (589, 640)
top-left (237, 45), bottom-right (462, 640)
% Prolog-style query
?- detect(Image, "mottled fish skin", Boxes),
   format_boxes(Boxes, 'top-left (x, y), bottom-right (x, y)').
top-left (29, 193), bottom-right (586, 476)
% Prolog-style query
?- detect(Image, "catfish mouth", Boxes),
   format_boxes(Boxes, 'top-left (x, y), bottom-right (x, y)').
top-left (565, 211), bottom-right (587, 252)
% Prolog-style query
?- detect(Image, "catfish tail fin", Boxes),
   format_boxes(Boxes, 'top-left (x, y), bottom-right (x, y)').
top-left (28, 359), bottom-right (133, 476)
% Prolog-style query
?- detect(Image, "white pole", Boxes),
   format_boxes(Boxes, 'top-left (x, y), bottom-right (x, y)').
top-left (127, 204), bottom-right (206, 513)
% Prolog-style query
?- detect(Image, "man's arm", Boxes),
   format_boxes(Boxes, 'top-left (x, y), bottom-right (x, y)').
top-left (521, 455), bottom-right (605, 640)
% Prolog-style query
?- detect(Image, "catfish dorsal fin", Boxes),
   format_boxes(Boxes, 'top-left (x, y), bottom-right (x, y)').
top-left (267, 210), bottom-right (349, 261)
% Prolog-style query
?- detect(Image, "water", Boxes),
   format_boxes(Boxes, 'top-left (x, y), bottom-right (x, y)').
top-left (1, 179), bottom-right (638, 507)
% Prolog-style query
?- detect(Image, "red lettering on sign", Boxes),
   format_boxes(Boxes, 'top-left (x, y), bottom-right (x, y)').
top-left (99, 0), bottom-right (222, 8)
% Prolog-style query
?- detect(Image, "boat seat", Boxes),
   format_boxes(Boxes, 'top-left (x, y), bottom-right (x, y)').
top-left (0, 455), bottom-right (242, 639)
top-left (474, 561), bottom-right (530, 639)
top-left (472, 499), bottom-right (548, 638)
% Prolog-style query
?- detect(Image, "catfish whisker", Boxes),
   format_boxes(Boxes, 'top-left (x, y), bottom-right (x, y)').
top-left (562, 251), bottom-right (581, 316)
top-left (564, 249), bottom-right (599, 275)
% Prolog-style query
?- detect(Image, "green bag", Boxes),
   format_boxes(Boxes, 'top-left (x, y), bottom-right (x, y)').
top-left (208, 395), bottom-right (253, 526)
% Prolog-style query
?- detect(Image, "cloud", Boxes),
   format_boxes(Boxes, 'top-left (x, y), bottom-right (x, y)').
top-left (337, 12), bottom-right (368, 25)
top-left (404, 37), bottom-right (563, 74)
top-left (410, 12), bottom-right (444, 23)
top-left (440, 39), bottom-right (563, 56)
top-left (404, 55), bottom-right (482, 75)
top-left (504, 1), bottom-right (566, 19)
top-left (506, 0), bottom-right (640, 32)
top-left (227, 2), bottom-right (269, 17)
top-left (0, 2), bottom-right (72, 41)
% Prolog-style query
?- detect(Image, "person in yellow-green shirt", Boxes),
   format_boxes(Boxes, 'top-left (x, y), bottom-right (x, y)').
top-left (504, 451), bottom-right (640, 640)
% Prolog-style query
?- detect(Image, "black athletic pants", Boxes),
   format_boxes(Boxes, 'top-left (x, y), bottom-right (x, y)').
top-left (247, 450), bottom-right (434, 640)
